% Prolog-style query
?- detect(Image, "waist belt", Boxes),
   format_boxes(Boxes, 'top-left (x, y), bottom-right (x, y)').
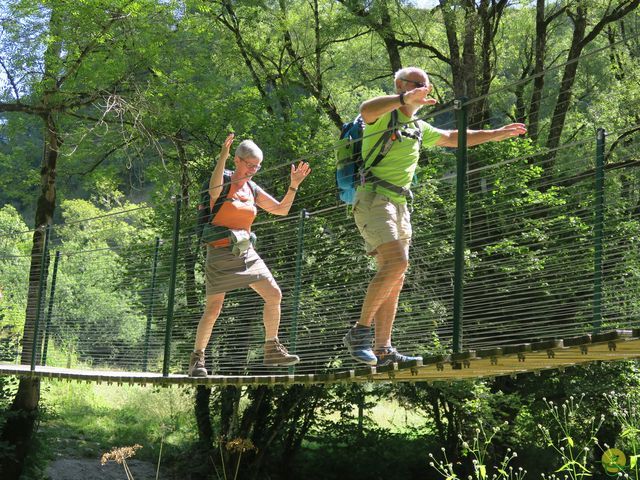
top-left (362, 171), bottom-right (413, 199)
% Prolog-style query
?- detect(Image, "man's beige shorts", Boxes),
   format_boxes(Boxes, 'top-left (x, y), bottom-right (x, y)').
top-left (352, 189), bottom-right (412, 255)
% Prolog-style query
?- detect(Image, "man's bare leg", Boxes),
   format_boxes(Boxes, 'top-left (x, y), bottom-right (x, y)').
top-left (344, 240), bottom-right (408, 365)
top-left (373, 273), bottom-right (405, 350)
top-left (358, 239), bottom-right (408, 327)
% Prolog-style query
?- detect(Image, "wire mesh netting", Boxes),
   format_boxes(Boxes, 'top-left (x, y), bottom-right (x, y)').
top-left (1, 36), bottom-right (640, 379)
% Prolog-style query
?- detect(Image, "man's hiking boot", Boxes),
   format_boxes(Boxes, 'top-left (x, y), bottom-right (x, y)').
top-left (375, 347), bottom-right (422, 367)
top-left (263, 339), bottom-right (300, 366)
top-left (343, 326), bottom-right (377, 365)
top-left (188, 350), bottom-right (208, 377)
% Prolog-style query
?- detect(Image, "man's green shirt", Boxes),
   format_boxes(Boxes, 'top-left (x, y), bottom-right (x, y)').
top-left (359, 109), bottom-right (440, 204)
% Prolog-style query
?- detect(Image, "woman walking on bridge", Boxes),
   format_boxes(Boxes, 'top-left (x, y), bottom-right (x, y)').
top-left (189, 133), bottom-right (311, 377)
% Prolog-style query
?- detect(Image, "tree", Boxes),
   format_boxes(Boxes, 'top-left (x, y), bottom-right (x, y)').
top-left (0, 1), bottom-right (173, 476)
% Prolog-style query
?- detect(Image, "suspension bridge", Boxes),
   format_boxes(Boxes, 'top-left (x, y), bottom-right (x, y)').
top-left (2, 62), bottom-right (640, 387)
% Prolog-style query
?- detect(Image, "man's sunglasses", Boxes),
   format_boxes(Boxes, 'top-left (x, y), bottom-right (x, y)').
top-left (400, 77), bottom-right (428, 89)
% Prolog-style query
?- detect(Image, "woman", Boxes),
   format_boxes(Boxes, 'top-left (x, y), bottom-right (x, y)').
top-left (189, 133), bottom-right (311, 377)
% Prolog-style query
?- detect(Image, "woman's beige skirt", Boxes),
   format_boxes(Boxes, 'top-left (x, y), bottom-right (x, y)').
top-left (205, 245), bottom-right (275, 296)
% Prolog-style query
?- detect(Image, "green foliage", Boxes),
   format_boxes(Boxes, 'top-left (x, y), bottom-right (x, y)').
top-left (47, 199), bottom-right (158, 365)
top-left (605, 391), bottom-right (640, 479)
top-left (537, 395), bottom-right (603, 480)
top-left (39, 381), bottom-right (197, 463)
top-left (429, 423), bottom-right (525, 480)
top-left (1, 1), bottom-right (640, 479)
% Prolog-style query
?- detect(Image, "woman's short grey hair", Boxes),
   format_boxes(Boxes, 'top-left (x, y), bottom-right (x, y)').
top-left (235, 140), bottom-right (263, 161)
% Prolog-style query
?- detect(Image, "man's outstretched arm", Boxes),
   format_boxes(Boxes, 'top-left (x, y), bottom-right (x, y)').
top-left (434, 123), bottom-right (527, 147)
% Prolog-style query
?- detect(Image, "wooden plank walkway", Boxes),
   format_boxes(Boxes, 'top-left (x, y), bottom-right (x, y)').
top-left (1, 330), bottom-right (638, 386)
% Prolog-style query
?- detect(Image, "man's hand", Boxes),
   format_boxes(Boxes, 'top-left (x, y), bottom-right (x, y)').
top-left (403, 86), bottom-right (438, 107)
top-left (493, 123), bottom-right (527, 141)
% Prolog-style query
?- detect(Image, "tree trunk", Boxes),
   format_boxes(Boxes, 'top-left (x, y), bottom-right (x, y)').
top-left (194, 386), bottom-right (213, 447)
top-left (0, 5), bottom-right (64, 474)
top-left (528, 0), bottom-right (547, 142)
top-left (0, 113), bottom-right (60, 479)
top-left (378, 1), bottom-right (403, 73)
top-left (279, 0), bottom-right (343, 129)
top-left (338, 0), bottom-right (403, 78)
top-left (543, 5), bottom-right (587, 176)
top-left (544, 0), bottom-right (639, 174)
top-left (440, 0), bottom-right (464, 96)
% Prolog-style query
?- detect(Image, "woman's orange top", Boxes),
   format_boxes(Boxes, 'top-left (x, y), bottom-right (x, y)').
top-left (210, 181), bottom-right (258, 247)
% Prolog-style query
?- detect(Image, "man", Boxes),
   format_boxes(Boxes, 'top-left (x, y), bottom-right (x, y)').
top-left (343, 66), bottom-right (527, 367)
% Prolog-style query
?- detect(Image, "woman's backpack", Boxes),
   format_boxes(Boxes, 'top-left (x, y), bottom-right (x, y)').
top-left (196, 171), bottom-right (258, 244)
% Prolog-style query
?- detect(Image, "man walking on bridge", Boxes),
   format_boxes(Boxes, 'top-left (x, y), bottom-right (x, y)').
top-left (343, 66), bottom-right (526, 367)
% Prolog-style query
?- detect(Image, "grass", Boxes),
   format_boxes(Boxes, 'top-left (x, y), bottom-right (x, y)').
top-left (38, 379), bottom-right (197, 464)
top-left (321, 397), bottom-right (430, 434)
top-left (366, 399), bottom-right (428, 432)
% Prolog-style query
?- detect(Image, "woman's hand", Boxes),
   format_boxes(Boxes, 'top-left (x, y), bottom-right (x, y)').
top-left (290, 161), bottom-right (311, 188)
top-left (219, 133), bottom-right (235, 164)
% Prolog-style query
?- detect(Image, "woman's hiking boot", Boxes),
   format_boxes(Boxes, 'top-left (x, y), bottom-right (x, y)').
top-left (263, 339), bottom-right (300, 366)
top-left (188, 350), bottom-right (208, 377)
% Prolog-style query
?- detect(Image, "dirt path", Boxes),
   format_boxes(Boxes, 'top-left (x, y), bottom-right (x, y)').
top-left (46, 458), bottom-right (161, 480)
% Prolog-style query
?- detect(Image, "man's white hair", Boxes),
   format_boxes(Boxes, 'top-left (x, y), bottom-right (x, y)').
top-left (394, 67), bottom-right (429, 84)
top-left (235, 140), bottom-right (263, 161)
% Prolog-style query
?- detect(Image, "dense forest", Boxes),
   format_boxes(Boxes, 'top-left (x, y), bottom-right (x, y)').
top-left (1, 0), bottom-right (640, 479)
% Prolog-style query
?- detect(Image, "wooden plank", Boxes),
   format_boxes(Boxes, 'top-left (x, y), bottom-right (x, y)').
top-left (1, 333), bottom-right (638, 386)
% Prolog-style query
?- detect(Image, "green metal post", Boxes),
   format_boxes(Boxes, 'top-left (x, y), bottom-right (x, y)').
top-left (288, 209), bottom-right (308, 374)
top-left (31, 224), bottom-right (50, 371)
top-left (452, 98), bottom-right (468, 355)
top-left (143, 236), bottom-right (161, 372)
top-left (593, 128), bottom-right (605, 333)
top-left (42, 250), bottom-right (61, 366)
top-left (163, 198), bottom-right (182, 377)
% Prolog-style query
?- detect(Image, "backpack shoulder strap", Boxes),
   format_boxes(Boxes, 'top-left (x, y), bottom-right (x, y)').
top-left (210, 172), bottom-right (232, 221)
top-left (364, 109), bottom-right (399, 171)
top-left (247, 180), bottom-right (259, 200)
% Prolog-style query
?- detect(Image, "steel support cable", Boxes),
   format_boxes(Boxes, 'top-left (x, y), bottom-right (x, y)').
top-left (40, 214), bottom-right (620, 300)
top-left (456, 136), bottom-right (640, 191)
top-left (420, 279), bottom-right (628, 319)
top-left (460, 285), bottom-right (639, 320)
top-left (435, 27), bottom-right (640, 119)
top-left (461, 296), bottom-right (598, 323)
top-left (275, 231), bottom-right (590, 283)
top-left (461, 140), bottom-right (606, 183)
top-left (13, 67), bottom-right (640, 376)
top-left (189, 274), bottom-right (596, 326)
top-left (413, 257), bottom-right (602, 300)
top-left (178, 32), bottom-right (640, 206)
top-left (0, 228), bottom-right (39, 240)
top-left (40, 306), bottom-right (635, 373)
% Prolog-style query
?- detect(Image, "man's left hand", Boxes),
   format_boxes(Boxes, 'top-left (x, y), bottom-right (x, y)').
top-left (495, 123), bottom-right (527, 141)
